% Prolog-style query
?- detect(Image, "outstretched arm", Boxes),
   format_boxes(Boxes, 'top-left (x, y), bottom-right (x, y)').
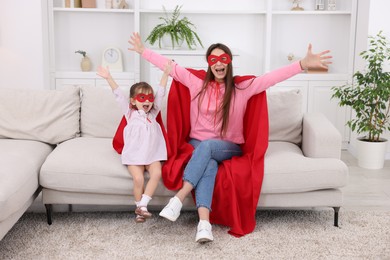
top-left (160, 60), bottom-right (173, 88)
top-left (299, 44), bottom-right (332, 70)
top-left (128, 32), bottom-right (203, 92)
top-left (153, 60), bottom-right (173, 113)
top-left (238, 44), bottom-right (333, 97)
top-left (96, 66), bottom-right (119, 90)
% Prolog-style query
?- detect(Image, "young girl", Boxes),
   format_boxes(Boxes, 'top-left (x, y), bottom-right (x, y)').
top-left (97, 61), bottom-right (171, 223)
top-left (128, 32), bottom-right (332, 241)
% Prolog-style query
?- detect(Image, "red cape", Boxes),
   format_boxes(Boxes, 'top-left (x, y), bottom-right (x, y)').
top-left (162, 69), bottom-right (269, 237)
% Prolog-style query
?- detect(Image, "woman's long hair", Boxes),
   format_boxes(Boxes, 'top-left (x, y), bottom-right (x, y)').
top-left (194, 43), bottom-right (235, 137)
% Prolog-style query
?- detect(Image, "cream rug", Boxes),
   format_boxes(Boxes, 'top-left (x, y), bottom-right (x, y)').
top-left (0, 210), bottom-right (389, 259)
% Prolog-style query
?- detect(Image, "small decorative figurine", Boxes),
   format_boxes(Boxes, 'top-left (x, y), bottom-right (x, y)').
top-left (291, 0), bottom-right (304, 11)
top-left (328, 0), bottom-right (336, 11)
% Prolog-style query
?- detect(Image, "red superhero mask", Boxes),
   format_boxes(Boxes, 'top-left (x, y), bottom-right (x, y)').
top-left (207, 53), bottom-right (232, 66)
top-left (134, 93), bottom-right (154, 102)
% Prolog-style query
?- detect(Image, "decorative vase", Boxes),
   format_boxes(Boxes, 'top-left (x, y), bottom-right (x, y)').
top-left (81, 0), bottom-right (96, 8)
top-left (162, 34), bottom-right (184, 50)
top-left (74, 0), bottom-right (82, 8)
top-left (356, 137), bottom-right (388, 169)
top-left (105, 0), bottom-right (112, 8)
top-left (112, 0), bottom-right (120, 9)
top-left (80, 56), bottom-right (91, 72)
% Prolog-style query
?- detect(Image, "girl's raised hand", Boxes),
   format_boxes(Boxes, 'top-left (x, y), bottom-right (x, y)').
top-left (128, 32), bottom-right (145, 54)
top-left (163, 60), bottom-right (173, 75)
top-left (97, 66), bottom-right (110, 79)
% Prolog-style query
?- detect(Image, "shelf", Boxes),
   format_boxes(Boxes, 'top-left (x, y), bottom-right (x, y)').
top-left (53, 7), bottom-right (135, 13)
top-left (288, 73), bottom-right (349, 81)
top-left (150, 49), bottom-right (206, 56)
top-left (272, 11), bottom-right (351, 15)
top-left (55, 71), bottom-right (134, 79)
top-left (139, 9), bottom-right (266, 15)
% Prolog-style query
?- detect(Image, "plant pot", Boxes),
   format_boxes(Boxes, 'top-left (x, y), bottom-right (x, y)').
top-left (162, 34), bottom-right (184, 50)
top-left (80, 56), bottom-right (91, 72)
top-left (356, 137), bottom-right (388, 169)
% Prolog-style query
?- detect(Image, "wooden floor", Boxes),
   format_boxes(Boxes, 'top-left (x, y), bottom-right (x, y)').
top-left (341, 151), bottom-right (390, 211)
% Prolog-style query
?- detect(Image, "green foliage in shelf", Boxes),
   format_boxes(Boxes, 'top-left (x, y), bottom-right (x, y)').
top-left (145, 5), bottom-right (203, 50)
top-left (332, 31), bottom-right (390, 142)
top-left (75, 50), bottom-right (86, 57)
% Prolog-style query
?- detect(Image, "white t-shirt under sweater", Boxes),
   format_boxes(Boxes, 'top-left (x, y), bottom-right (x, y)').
top-left (113, 87), bottom-right (167, 165)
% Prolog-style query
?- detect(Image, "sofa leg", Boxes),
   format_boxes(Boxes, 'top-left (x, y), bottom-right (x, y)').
top-left (45, 204), bottom-right (53, 225)
top-left (333, 207), bottom-right (340, 227)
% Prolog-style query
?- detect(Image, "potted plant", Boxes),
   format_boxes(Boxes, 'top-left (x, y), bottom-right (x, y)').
top-left (332, 31), bottom-right (390, 169)
top-left (75, 50), bottom-right (91, 72)
top-left (145, 5), bottom-right (203, 50)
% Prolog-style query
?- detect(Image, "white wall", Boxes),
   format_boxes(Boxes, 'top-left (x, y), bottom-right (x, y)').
top-left (370, 0), bottom-right (390, 156)
top-left (0, 1), bottom-right (47, 89)
top-left (349, 0), bottom-right (390, 158)
top-left (368, 0), bottom-right (390, 71)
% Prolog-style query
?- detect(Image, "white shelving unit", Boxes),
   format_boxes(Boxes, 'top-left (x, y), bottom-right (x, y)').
top-left (45, 0), bottom-right (369, 145)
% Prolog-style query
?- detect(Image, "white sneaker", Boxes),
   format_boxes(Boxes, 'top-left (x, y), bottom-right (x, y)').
top-left (195, 220), bottom-right (214, 243)
top-left (159, 196), bottom-right (182, 222)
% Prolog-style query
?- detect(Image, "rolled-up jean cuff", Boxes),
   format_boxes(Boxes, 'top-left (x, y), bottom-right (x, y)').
top-left (183, 178), bottom-right (196, 188)
top-left (183, 178), bottom-right (212, 211)
top-left (197, 204), bottom-right (212, 212)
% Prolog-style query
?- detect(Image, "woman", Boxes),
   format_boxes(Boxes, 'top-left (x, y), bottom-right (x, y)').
top-left (128, 32), bottom-right (332, 243)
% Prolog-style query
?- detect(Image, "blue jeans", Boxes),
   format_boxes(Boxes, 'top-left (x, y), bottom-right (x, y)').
top-left (183, 139), bottom-right (242, 211)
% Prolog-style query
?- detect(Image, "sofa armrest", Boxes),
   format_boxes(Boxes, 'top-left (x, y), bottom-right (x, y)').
top-left (302, 113), bottom-right (342, 159)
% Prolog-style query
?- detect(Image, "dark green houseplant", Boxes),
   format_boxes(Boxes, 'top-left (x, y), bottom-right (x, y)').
top-left (146, 5), bottom-right (203, 50)
top-left (332, 31), bottom-right (390, 142)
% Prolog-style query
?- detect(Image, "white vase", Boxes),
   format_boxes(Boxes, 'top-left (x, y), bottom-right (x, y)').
top-left (356, 137), bottom-right (388, 169)
top-left (162, 34), bottom-right (184, 50)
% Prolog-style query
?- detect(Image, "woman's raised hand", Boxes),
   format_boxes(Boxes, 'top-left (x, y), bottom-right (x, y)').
top-left (128, 32), bottom-right (145, 55)
top-left (300, 44), bottom-right (332, 70)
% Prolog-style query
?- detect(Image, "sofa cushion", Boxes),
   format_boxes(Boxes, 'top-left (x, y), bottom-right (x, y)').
top-left (263, 142), bottom-right (348, 194)
top-left (80, 85), bottom-right (123, 138)
top-left (40, 137), bottom-right (172, 197)
top-left (267, 89), bottom-right (303, 144)
top-left (0, 86), bottom-right (80, 144)
top-left (0, 139), bottom-right (53, 221)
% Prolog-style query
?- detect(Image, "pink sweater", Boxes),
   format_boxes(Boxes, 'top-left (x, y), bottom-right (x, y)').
top-left (142, 48), bottom-right (302, 144)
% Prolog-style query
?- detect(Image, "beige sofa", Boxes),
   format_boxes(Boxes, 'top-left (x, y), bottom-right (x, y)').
top-left (0, 85), bottom-right (348, 240)
top-left (0, 87), bottom-right (80, 240)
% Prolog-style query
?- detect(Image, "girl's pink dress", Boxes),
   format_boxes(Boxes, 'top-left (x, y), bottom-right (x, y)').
top-left (113, 87), bottom-right (167, 165)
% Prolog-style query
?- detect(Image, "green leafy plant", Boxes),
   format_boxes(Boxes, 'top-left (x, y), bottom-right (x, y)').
top-left (146, 5), bottom-right (203, 50)
top-left (332, 31), bottom-right (390, 142)
top-left (75, 50), bottom-right (86, 57)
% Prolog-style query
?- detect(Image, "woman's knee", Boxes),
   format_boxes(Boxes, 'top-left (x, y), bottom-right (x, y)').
top-left (195, 140), bottom-right (213, 153)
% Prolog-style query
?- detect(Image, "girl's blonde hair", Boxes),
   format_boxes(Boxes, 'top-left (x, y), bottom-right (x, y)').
top-left (129, 82), bottom-right (154, 98)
